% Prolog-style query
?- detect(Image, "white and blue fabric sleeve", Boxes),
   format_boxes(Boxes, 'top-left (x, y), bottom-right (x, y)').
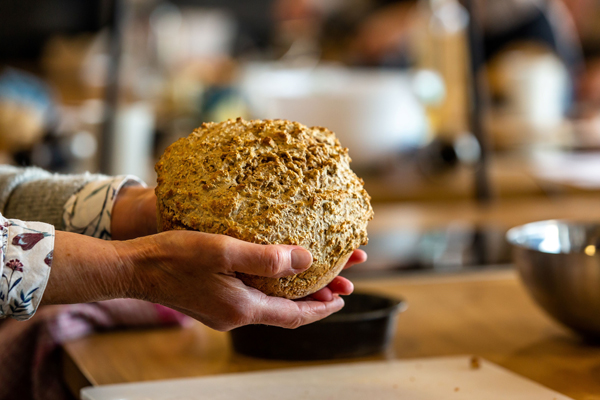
top-left (62, 175), bottom-right (145, 240)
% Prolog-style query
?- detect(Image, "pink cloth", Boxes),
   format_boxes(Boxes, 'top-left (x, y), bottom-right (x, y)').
top-left (0, 300), bottom-right (188, 400)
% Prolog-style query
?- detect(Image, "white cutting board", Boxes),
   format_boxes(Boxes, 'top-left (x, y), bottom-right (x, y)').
top-left (81, 356), bottom-right (572, 400)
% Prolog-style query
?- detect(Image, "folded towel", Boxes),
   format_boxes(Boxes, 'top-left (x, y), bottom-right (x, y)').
top-left (0, 300), bottom-right (188, 400)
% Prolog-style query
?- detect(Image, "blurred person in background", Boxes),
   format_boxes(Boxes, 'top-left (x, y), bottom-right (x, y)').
top-left (274, 0), bottom-right (592, 96)
top-left (274, 0), bottom-right (600, 150)
top-left (274, 0), bottom-right (580, 64)
top-left (353, 0), bottom-right (581, 71)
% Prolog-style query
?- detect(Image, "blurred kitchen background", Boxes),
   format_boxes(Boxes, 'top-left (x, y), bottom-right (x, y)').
top-left (2, 0), bottom-right (600, 275)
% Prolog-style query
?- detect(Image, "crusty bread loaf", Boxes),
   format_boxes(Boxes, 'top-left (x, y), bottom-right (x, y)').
top-left (155, 118), bottom-right (373, 299)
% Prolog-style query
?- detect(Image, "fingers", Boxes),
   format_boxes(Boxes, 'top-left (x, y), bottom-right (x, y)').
top-left (309, 276), bottom-right (354, 302)
top-left (343, 249), bottom-right (367, 270)
top-left (295, 249), bottom-right (364, 302)
top-left (327, 276), bottom-right (354, 295)
top-left (223, 237), bottom-right (312, 278)
top-left (253, 295), bottom-right (345, 329)
top-left (310, 287), bottom-right (333, 302)
top-left (169, 272), bottom-right (346, 331)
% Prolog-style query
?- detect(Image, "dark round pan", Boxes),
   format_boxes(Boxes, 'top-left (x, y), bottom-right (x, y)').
top-left (229, 292), bottom-right (407, 360)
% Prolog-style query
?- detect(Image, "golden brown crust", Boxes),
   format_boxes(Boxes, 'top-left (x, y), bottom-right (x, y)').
top-left (155, 118), bottom-right (373, 299)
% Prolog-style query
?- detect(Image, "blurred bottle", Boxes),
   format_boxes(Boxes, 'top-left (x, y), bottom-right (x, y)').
top-left (411, 0), bottom-right (470, 141)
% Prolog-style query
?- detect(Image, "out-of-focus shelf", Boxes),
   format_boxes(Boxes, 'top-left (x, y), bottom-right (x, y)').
top-left (363, 152), bottom-right (584, 203)
top-left (368, 193), bottom-right (600, 234)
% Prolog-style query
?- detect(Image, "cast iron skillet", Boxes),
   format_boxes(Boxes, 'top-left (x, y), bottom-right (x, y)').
top-left (230, 292), bottom-right (407, 360)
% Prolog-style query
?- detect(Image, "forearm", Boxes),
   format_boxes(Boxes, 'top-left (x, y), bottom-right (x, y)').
top-left (41, 232), bottom-right (132, 305)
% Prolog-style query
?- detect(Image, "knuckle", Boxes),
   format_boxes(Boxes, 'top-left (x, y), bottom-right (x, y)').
top-left (207, 300), bottom-right (251, 331)
top-left (224, 303), bottom-right (251, 328)
top-left (261, 246), bottom-right (287, 277)
top-left (211, 322), bottom-right (238, 332)
top-left (214, 320), bottom-right (235, 332)
top-left (197, 313), bottom-right (235, 332)
top-left (212, 236), bottom-right (232, 269)
top-left (214, 326), bottom-right (230, 332)
top-left (284, 314), bottom-right (305, 329)
top-left (209, 321), bottom-right (233, 332)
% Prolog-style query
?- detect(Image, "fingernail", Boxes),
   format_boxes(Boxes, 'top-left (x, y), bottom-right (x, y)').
top-left (291, 249), bottom-right (312, 272)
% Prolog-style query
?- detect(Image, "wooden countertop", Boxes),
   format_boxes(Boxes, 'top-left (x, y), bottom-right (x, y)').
top-left (63, 269), bottom-right (600, 399)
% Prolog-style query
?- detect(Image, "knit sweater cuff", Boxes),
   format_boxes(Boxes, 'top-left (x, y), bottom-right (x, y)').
top-left (1, 168), bottom-right (109, 230)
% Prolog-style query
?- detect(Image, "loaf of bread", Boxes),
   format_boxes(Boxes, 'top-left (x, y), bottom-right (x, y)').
top-left (155, 118), bottom-right (373, 299)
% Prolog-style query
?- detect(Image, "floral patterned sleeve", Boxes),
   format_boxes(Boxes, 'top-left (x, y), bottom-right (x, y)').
top-left (63, 175), bottom-right (145, 240)
top-left (0, 215), bottom-right (54, 321)
top-left (0, 175), bottom-right (145, 320)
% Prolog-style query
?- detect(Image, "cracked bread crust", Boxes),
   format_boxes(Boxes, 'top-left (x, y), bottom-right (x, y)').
top-left (155, 118), bottom-right (373, 299)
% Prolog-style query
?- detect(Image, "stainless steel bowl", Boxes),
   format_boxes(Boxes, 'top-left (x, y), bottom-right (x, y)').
top-left (507, 220), bottom-right (600, 339)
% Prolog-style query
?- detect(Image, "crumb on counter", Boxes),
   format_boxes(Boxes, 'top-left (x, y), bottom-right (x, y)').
top-left (470, 356), bottom-right (481, 370)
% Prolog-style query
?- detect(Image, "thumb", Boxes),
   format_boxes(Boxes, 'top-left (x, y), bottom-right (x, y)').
top-left (226, 239), bottom-right (313, 278)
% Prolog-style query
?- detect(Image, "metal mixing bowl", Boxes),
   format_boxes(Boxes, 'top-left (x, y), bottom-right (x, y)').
top-left (507, 220), bottom-right (600, 340)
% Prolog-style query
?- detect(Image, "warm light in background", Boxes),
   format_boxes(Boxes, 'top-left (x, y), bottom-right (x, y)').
top-left (585, 245), bottom-right (596, 256)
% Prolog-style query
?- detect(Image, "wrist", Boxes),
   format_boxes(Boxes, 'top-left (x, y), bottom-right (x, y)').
top-left (112, 186), bottom-right (158, 240)
top-left (42, 232), bottom-right (132, 305)
top-left (113, 235), bottom-right (164, 302)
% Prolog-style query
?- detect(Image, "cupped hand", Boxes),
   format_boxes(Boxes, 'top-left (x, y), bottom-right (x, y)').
top-left (119, 231), bottom-right (366, 331)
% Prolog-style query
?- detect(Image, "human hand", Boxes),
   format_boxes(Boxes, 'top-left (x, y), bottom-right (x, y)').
top-left (118, 231), bottom-right (365, 331)
top-left (111, 186), bottom-right (158, 240)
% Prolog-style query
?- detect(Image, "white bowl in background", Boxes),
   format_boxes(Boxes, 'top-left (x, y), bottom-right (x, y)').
top-left (239, 64), bottom-right (429, 167)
